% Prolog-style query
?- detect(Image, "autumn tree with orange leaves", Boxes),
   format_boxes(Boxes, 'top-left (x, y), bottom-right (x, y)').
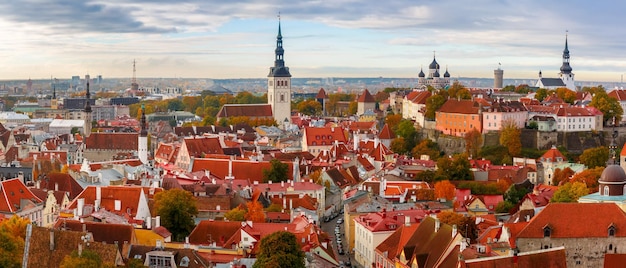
top-left (245, 201), bottom-right (267, 223)
top-left (434, 180), bottom-right (456, 201)
top-left (570, 167), bottom-right (604, 193)
top-left (552, 167), bottom-right (575, 186)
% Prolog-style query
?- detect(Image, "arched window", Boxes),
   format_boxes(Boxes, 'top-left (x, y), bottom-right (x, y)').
top-left (543, 226), bottom-right (551, 238)
top-left (609, 225), bottom-right (616, 237)
top-left (604, 186), bottom-right (610, 196)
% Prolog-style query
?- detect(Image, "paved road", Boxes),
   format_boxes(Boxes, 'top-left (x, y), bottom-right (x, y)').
top-left (321, 191), bottom-right (355, 267)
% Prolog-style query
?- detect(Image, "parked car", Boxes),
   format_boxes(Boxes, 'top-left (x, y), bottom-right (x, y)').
top-left (337, 218), bottom-right (344, 224)
top-left (345, 260), bottom-right (352, 266)
top-left (338, 248), bottom-right (345, 255)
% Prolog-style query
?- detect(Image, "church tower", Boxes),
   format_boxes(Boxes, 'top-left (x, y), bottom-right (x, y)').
top-left (559, 32), bottom-right (576, 91)
top-left (84, 75), bottom-right (92, 137)
top-left (138, 104), bottom-right (148, 164)
top-left (267, 16), bottom-right (292, 127)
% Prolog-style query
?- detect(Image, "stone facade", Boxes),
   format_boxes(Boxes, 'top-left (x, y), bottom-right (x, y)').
top-left (517, 237), bottom-right (626, 267)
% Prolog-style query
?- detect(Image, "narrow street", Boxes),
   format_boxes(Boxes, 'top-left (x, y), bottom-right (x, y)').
top-left (321, 190), bottom-right (356, 268)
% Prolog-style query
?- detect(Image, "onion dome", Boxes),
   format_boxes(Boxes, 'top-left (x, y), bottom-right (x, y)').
top-left (418, 68), bottom-right (425, 78)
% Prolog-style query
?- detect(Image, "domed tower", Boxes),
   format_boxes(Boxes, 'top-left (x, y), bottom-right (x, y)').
top-left (558, 32), bottom-right (576, 90)
top-left (599, 165), bottom-right (626, 196)
top-left (428, 52), bottom-right (439, 78)
top-left (443, 66), bottom-right (451, 86)
top-left (418, 67), bottom-right (426, 86)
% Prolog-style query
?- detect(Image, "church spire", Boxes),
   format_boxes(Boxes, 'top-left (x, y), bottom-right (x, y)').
top-left (84, 80), bottom-right (91, 113)
top-left (140, 104), bottom-right (147, 137)
top-left (268, 14), bottom-right (291, 78)
top-left (560, 31), bottom-right (572, 74)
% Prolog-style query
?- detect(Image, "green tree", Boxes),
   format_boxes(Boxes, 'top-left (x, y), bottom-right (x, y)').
top-left (411, 139), bottom-right (441, 161)
top-left (551, 182), bottom-right (589, 203)
top-left (390, 137), bottom-right (408, 155)
top-left (435, 154), bottom-right (472, 181)
top-left (499, 119), bottom-right (521, 157)
top-left (154, 189), bottom-right (198, 242)
top-left (296, 99), bottom-right (322, 115)
top-left (59, 249), bottom-right (112, 268)
top-left (125, 258), bottom-right (145, 268)
top-left (395, 120), bottom-right (417, 152)
top-left (495, 201), bottom-right (515, 213)
top-left (535, 88), bottom-right (549, 102)
top-left (263, 159), bottom-right (289, 183)
top-left (265, 203), bottom-right (283, 212)
top-left (166, 99), bottom-right (185, 111)
top-left (348, 101), bottom-right (358, 115)
top-left (590, 89), bottom-right (623, 125)
top-left (253, 231), bottom-right (305, 268)
top-left (424, 94), bottom-right (446, 120)
top-left (447, 82), bottom-right (470, 99)
top-left (579, 146), bottom-right (609, 169)
top-left (0, 231), bottom-right (21, 268)
top-left (224, 206), bottom-right (246, 221)
top-left (504, 185), bottom-right (530, 205)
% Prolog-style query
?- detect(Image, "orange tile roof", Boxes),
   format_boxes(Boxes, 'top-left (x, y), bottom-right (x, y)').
top-left (462, 247), bottom-right (567, 268)
top-left (604, 254), bottom-right (626, 268)
top-left (376, 223), bottom-right (419, 261)
top-left (608, 89), bottom-right (626, 101)
top-left (188, 220), bottom-right (242, 246)
top-left (41, 172), bottom-right (84, 199)
top-left (518, 203), bottom-right (626, 238)
top-left (183, 136), bottom-right (224, 157)
top-left (538, 146), bottom-right (565, 162)
top-left (406, 90), bottom-right (431, 105)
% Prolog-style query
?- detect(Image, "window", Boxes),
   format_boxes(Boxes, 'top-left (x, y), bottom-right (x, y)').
top-left (280, 93), bottom-right (285, 102)
top-left (609, 226), bottom-right (616, 237)
top-left (604, 186), bottom-right (610, 196)
top-left (543, 226), bottom-right (551, 237)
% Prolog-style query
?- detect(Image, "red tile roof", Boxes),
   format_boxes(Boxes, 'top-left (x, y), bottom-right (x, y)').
top-left (608, 89), bottom-right (626, 101)
top-left (183, 136), bottom-right (224, 157)
top-left (316, 88), bottom-right (327, 99)
top-left (85, 132), bottom-right (139, 150)
top-left (40, 172), bottom-right (84, 200)
top-left (462, 247), bottom-right (567, 268)
top-left (538, 146), bottom-right (565, 162)
top-left (517, 203), bottom-right (626, 238)
top-left (555, 106), bottom-right (593, 117)
top-left (216, 104), bottom-right (272, 118)
top-left (437, 99), bottom-right (480, 114)
top-left (378, 123), bottom-right (396, 139)
top-left (53, 219), bottom-right (135, 250)
top-left (604, 254), bottom-right (626, 268)
top-left (67, 185), bottom-right (162, 218)
top-left (357, 89), bottom-right (376, 103)
top-left (406, 90), bottom-right (431, 105)
top-left (355, 209), bottom-right (426, 232)
top-left (303, 126), bottom-right (347, 147)
top-left (0, 178), bottom-right (42, 213)
top-left (188, 220), bottom-right (242, 246)
top-left (375, 223), bottom-right (419, 262)
top-left (191, 158), bottom-right (296, 182)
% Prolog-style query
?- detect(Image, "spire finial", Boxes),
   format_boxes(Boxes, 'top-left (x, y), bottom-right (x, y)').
top-left (433, 50), bottom-right (436, 59)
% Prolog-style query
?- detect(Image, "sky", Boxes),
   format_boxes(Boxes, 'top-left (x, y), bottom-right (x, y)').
top-left (0, 0), bottom-right (625, 82)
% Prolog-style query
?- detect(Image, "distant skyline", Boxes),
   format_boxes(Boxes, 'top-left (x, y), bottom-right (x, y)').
top-left (1, 1), bottom-right (625, 82)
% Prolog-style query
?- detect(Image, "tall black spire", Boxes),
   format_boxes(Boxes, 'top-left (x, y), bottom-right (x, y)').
top-left (560, 32), bottom-right (572, 74)
top-left (268, 15), bottom-right (291, 77)
top-left (140, 104), bottom-right (147, 137)
top-left (84, 81), bottom-right (92, 113)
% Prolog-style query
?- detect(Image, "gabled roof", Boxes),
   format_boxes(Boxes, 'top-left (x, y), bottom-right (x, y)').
top-left (357, 89), bottom-right (376, 103)
top-left (517, 203), bottom-right (626, 238)
top-left (303, 126), bottom-right (347, 147)
top-left (437, 99), bottom-right (480, 114)
top-left (316, 88), bottom-right (327, 99)
top-left (376, 223), bottom-right (419, 260)
top-left (54, 220), bottom-right (135, 251)
top-left (85, 132), bottom-right (139, 151)
top-left (191, 158), bottom-right (296, 182)
top-left (538, 146), bottom-right (565, 162)
top-left (401, 217), bottom-right (460, 268)
top-left (608, 89), bottom-right (626, 101)
top-left (183, 136), bottom-right (224, 157)
top-left (0, 178), bottom-right (42, 213)
top-left (40, 172), bottom-right (84, 199)
top-left (378, 123), bottom-right (396, 139)
top-left (67, 185), bottom-right (162, 218)
top-left (216, 104), bottom-right (272, 118)
top-left (406, 90), bottom-right (431, 105)
top-left (27, 226), bottom-right (121, 268)
top-left (188, 220), bottom-right (242, 246)
top-left (538, 78), bottom-right (566, 87)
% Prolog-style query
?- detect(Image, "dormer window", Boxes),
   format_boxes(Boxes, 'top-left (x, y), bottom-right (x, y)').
top-left (543, 226), bottom-right (552, 238)
top-left (609, 225), bottom-right (616, 237)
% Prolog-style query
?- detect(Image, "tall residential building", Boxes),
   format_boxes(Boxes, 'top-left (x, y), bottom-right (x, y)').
top-left (138, 104), bottom-right (148, 164)
top-left (267, 18), bottom-right (292, 127)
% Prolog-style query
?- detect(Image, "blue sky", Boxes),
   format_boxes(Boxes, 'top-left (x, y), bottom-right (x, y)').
top-left (0, 0), bottom-right (625, 82)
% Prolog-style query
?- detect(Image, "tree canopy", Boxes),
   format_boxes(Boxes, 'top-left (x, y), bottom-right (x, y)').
top-left (296, 99), bottom-right (322, 116)
top-left (253, 231), bottom-right (305, 268)
top-left (589, 89), bottom-right (623, 125)
top-left (60, 249), bottom-right (115, 268)
top-left (570, 167), bottom-right (604, 193)
top-left (499, 119), bottom-right (521, 157)
top-left (435, 154), bottom-right (473, 181)
top-left (434, 180), bottom-right (456, 201)
top-left (579, 146), bottom-right (609, 169)
top-left (424, 94), bottom-right (446, 120)
top-left (245, 201), bottom-right (266, 223)
top-left (154, 189), bottom-right (198, 242)
top-left (224, 206), bottom-right (246, 221)
top-left (551, 182), bottom-right (589, 203)
top-left (263, 159), bottom-right (289, 183)
top-left (464, 129), bottom-right (483, 158)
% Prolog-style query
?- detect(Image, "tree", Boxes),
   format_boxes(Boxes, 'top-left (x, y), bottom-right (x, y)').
top-left (245, 201), bottom-right (266, 223)
top-left (385, 114), bottom-right (403, 132)
top-left (458, 181), bottom-right (502, 195)
top-left (551, 182), bottom-right (589, 203)
top-left (495, 201), bottom-right (515, 214)
top-left (579, 146), bottom-right (609, 169)
top-left (535, 88), bottom-right (549, 102)
top-left (411, 139), bottom-right (441, 161)
top-left (0, 230), bottom-right (21, 268)
top-left (590, 89), bottom-right (623, 125)
top-left (224, 206), bottom-right (246, 221)
top-left (424, 94), bottom-right (446, 120)
top-left (390, 137), bottom-right (408, 155)
top-left (499, 119), bottom-right (521, 157)
top-left (296, 99), bottom-right (322, 115)
top-left (436, 212), bottom-right (476, 241)
top-left (570, 167), bottom-right (604, 193)
top-left (59, 249), bottom-right (114, 268)
top-left (395, 120), bottom-right (417, 152)
top-left (552, 167), bottom-right (575, 186)
top-left (265, 203), bottom-right (283, 212)
top-left (348, 101), bottom-right (358, 115)
top-left (253, 231), bottom-right (305, 268)
top-left (263, 159), bottom-right (289, 183)
top-left (447, 82), bottom-right (470, 100)
top-left (436, 154), bottom-right (473, 181)
top-left (434, 180), bottom-right (456, 201)
top-left (504, 185), bottom-right (530, 205)
top-left (153, 189), bottom-right (198, 242)
top-left (464, 128), bottom-right (483, 158)
top-left (555, 87), bottom-right (577, 104)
